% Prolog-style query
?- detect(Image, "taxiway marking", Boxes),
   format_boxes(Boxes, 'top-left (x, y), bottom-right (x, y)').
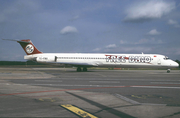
top-left (89, 81), bottom-right (120, 83)
top-left (61, 104), bottom-right (98, 118)
top-left (115, 94), bottom-right (140, 104)
top-left (35, 80), bottom-right (62, 82)
top-left (28, 84), bottom-right (122, 87)
top-left (151, 82), bottom-right (180, 84)
top-left (132, 86), bottom-right (180, 89)
top-left (115, 94), bottom-right (167, 106)
top-left (1, 84), bottom-right (180, 96)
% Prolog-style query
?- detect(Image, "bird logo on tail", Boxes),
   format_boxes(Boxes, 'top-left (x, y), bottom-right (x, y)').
top-left (25, 44), bottom-right (34, 54)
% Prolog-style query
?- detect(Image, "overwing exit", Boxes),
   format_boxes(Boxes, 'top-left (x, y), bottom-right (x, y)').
top-left (3, 39), bottom-right (179, 72)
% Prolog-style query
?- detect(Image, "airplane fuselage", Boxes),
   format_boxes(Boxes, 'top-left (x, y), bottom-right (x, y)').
top-left (3, 39), bottom-right (179, 72)
top-left (24, 53), bottom-right (178, 69)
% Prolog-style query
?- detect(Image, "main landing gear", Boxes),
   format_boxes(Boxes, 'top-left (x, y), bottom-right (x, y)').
top-left (167, 69), bottom-right (171, 73)
top-left (77, 67), bottom-right (87, 72)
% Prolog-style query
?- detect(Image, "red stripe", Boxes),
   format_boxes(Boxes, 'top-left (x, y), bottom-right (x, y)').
top-left (0, 84), bottom-right (180, 96)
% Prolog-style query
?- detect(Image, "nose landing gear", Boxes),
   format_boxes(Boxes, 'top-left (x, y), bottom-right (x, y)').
top-left (167, 69), bottom-right (171, 73)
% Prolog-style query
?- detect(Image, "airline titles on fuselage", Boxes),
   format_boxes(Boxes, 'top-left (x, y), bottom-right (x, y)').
top-left (105, 55), bottom-right (152, 63)
top-left (37, 54), bottom-right (152, 63)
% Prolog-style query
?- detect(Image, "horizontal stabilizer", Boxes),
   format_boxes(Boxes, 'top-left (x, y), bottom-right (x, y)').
top-left (2, 39), bottom-right (31, 43)
top-left (2, 39), bottom-right (19, 41)
top-left (3, 39), bottom-right (42, 55)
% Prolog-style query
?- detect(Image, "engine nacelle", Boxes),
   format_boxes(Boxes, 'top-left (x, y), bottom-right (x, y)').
top-left (36, 56), bottom-right (55, 63)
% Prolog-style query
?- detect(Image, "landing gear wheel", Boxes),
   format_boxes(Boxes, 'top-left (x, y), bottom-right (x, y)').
top-left (83, 67), bottom-right (87, 72)
top-left (77, 67), bottom-right (82, 72)
top-left (167, 69), bottom-right (171, 73)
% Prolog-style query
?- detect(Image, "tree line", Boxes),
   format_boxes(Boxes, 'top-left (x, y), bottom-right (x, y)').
top-left (0, 61), bottom-right (45, 65)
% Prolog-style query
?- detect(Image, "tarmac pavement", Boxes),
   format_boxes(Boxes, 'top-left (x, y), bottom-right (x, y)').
top-left (0, 67), bottom-right (180, 118)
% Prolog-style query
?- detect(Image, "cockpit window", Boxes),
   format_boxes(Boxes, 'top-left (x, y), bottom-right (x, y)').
top-left (164, 56), bottom-right (170, 60)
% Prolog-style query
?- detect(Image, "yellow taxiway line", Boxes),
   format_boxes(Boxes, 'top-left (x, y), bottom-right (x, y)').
top-left (61, 104), bottom-right (98, 118)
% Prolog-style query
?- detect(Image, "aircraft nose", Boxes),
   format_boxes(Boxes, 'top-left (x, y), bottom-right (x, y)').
top-left (172, 61), bottom-right (179, 68)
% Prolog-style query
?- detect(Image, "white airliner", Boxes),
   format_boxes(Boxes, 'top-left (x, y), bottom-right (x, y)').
top-left (3, 39), bottom-right (179, 72)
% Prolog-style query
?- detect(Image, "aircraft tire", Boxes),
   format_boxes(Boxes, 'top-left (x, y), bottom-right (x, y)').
top-left (77, 67), bottom-right (82, 72)
top-left (167, 69), bottom-right (171, 73)
top-left (83, 67), bottom-right (87, 72)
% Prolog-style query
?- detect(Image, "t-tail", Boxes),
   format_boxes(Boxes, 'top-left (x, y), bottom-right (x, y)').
top-left (3, 39), bottom-right (42, 55)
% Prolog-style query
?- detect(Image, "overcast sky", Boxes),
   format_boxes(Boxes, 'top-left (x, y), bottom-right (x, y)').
top-left (0, 0), bottom-right (180, 61)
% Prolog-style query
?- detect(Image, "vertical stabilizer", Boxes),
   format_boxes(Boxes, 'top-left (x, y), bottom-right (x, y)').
top-left (17, 39), bottom-right (42, 55)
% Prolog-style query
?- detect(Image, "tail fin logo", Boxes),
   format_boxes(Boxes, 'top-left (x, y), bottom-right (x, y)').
top-left (26, 44), bottom-right (34, 54)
